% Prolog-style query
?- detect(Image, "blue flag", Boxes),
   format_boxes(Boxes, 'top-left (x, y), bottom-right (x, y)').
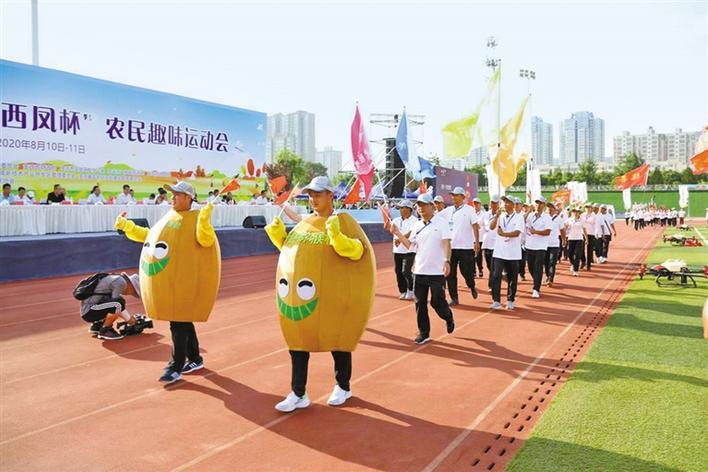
top-left (395, 110), bottom-right (421, 176)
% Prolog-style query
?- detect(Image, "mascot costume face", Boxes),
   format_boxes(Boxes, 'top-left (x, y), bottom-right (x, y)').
top-left (266, 195), bottom-right (375, 352)
top-left (115, 182), bottom-right (221, 322)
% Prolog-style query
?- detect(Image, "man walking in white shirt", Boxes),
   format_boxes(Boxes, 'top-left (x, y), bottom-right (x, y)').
top-left (391, 193), bottom-right (455, 344)
top-left (489, 196), bottom-right (525, 310)
top-left (481, 196), bottom-right (501, 291)
top-left (439, 187), bottom-right (480, 306)
top-left (471, 197), bottom-right (487, 277)
top-left (598, 205), bottom-right (617, 262)
top-left (581, 203), bottom-right (596, 271)
top-left (525, 197), bottom-right (552, 298)
top-left (544, 202), bottom-right (566, 287)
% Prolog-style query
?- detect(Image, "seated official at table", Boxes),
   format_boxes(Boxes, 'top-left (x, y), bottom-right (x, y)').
top-left (46, 184), bottom-right (66, 204)
top-left (115, 184), bottom-right (135, 205)
top-left (1, 183), bottom-right (18, 204)
top-left (17, 186), bottom-right (34, 204)
top-left (87, 185), bottom-right (106, 205)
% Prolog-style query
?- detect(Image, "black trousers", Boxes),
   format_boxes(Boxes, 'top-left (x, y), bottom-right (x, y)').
top-left (394, 253), bottom-right (415, 294)
top-left (634, 219), bottom-right (640, 231)
top-left (594, 234), bottom-right (603, 257)
top-left (289, 350), bottom-right (351, 398)
top-left (491, 257), bottom-right (519, 303)
top-left (518, 248), bottom-right (527, 278)
top-left (625, 217), bottom-right (630, 226)
top-left (446, 249), bottom-right (476, 301)
top-left (483, 249), bottom-right (495, 288)
top-left (475, 247), bottom-right (485, 274)
top-left (526, 249), bottom-right (547, 292)
top-left (169, 322), bottom-right (201, 372)
top-left (413, 274), bottom-right (453, 337)
top-left (583, 235), bottom-right (596, 270)
top-left (601, 235), bottom-right (611, 258)
top-left (568, 240), bottom-right (584, 272)
top-left (544, 247), bottom-right (561, 283)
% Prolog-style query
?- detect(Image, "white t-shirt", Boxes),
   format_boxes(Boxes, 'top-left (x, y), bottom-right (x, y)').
top-left (439, 204), bottom-right (479, 249)
top-left (481, 211), bottom-right (498, 250)
top-left (565, 217), bottom-right (585, 240)
top-left (115, 193), bottom-right (135, 205)
top-left (87, 193), bottom-right (106, 205)
top-left (492, 212), bottom-right (525, 260)
top-left (595, 213), bottom-right (611, 236)
top-left (678, 210), bottom-right (686, 218)
top-left (525, 212), bottom-right (552, 250)
top-left (392, 215), bottom-right (417, 254)
top-left (410, 217), bottom-right (452, 275)
top-left (582, 212), bottom-right (595, 235)
top-left (254, 196), bottom-right (268, 205)
top-left (547, 214), bottom-right (564, 248)
top-left (474, 208), bottom-right (487, 241)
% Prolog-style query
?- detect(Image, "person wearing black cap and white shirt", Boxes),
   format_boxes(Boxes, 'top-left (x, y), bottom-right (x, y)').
top-left (597, 205), bottom-right (617, 263)
top-left (525, 197), bottom-right (552, 298)
top-left (481, 195), bottom-right (501, 291)
top-left (544, 202), bottom-right (566, 287)
top-left (489, 196), bottom-right (525, 310)
top-left (471, 197), bottom-right (487, 277)
top-left (390, 200), bottom-right (417, 300)
top-left (438, 187), bottom-right (480, 306)
top-left (390, 193), bottom-right (455, 344)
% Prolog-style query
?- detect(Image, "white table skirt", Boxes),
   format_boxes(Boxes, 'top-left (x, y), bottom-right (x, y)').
top-left (0, 204), bottom-right (304, 237)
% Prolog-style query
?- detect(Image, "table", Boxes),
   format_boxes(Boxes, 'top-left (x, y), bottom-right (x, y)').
top-left (0, 204), bottom-right (304, 237)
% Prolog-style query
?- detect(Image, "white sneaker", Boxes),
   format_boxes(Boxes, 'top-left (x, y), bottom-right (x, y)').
top-left (506, 301), bottom-right (514, 310)
top-left (327, 385), bottom-right (352, 406)
top-left (532, 290), bottom-right (540, 299)
top-left (572, 270), bottom-right (579, 277)
top-left (275, 392), bottom-right (311, 413)
top-left (405, 290), bottom-right (415, 300)
top-left (399, 292), bottom-right (407, 300)
top-left (490, 301), bottom-right (502, 310)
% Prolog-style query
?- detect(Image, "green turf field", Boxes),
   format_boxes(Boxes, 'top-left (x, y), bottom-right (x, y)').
top-left (507, 226), bottom-right (708, 472)
top-left (504, 190), bottom-right (707, 218)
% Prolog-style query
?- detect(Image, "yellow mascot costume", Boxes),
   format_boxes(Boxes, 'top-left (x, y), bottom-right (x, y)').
top-left (265, 176), bottom-right (375, 412)
top-left (115, 181), bottom-right (220, 383)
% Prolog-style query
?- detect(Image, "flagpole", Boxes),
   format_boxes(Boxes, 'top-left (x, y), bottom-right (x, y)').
top-left (486, 36), bottom-right (501, 198)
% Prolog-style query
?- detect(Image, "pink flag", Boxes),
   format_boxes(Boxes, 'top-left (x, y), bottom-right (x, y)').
top-left (351, 105), bottom-right (376, 201)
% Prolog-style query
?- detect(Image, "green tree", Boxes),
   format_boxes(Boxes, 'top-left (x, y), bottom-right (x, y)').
top-left (264, 149), bottom-right (329, 187)
top-left (648, 168), bottom-right (664, 185)
top-left (306, 162), bottom-right (328, 179)
top-left (465, 164), bottom-right (488, 186)
top-left (576, 160), bottom-right (598, 185)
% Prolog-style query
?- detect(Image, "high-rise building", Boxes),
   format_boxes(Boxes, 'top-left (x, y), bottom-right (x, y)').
top-left (468, 146), bottom-right (489, 166)
top-left (531, 116), bottom-right (553, 165)
top-left (315, 146), bottom-right (343, 180)
top-left (613, 127), bottom-right (701, 169)
top-left (266, 111), bottom-right (316, 162)
top-left (558, 111), bottom-right (604, 164)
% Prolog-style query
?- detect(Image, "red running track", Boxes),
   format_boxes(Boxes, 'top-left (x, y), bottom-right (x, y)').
top-left (0, 223), bottom-right (661, 471)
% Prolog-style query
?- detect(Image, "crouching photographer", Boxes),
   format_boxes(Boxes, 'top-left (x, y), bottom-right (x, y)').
top-left (74, 272), bottom-right (152, 340)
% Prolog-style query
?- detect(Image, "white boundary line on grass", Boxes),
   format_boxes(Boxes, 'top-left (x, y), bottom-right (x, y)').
top-left (421, 231), bottom-right (659, 471)
top-left (693, 226), bottom-right (708, 246)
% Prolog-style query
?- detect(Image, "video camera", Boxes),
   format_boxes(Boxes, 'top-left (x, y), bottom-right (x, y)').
top-left (117, 314), bottom-right (154, 336)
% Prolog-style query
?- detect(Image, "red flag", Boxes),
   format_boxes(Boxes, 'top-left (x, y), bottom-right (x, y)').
top-left (614, 163), bottom-right (650, 190)
top-left (275, 183), bottom-right (301, 206)
top-left (268, 176), bottom-right (287, 194)
top-left (343, 178), bottom-right (361, 205)
top-left (220, 178), bottom-right (240, 194)
top-left (690, 149), bottom-right (708, 175)
top-left (351, 104), bottom-right (376, 201)
top-left (551, 189), bottom-right (571, 204)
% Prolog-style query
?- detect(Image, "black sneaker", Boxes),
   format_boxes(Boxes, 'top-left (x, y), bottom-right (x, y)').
top-left (449, 299), bottom-right (459, 307)
top-left (88, 321), bottom-right (103, 335)
top-left (158, 369), bottom-right (182, 384)
top-left (414, 334), bottom-right (431, 344)
top-left (446, 319), bottom-right (455, 334)
top-left (471, 287), bottom-right (478, 299)
top-left (97, 326), bottom-right (124, 341)
top-left (182, 359), bottom-right (204, 374)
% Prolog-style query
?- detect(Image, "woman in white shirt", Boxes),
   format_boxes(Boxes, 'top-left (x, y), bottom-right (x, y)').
top-left (87, 185), bottom-right (106, 205)
top-left (565, 207), bottom-right (587, 276)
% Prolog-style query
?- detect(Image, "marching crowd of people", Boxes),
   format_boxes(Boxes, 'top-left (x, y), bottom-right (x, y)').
top-left (626, 203), bottom-right (686, 230)
top-left (388, 188), bottom-right (621, 344)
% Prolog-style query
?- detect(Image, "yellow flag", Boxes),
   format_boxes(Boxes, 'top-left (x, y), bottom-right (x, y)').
top-left (442, 67), bottom-right (500, 157)
top-left (492, 96), bottom-right (528, 187)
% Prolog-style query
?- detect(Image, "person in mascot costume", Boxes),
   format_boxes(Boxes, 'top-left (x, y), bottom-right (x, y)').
top-left (115, 181), bottom-right (221, 384)
top-left (265, 176), bottom-right (375, 412)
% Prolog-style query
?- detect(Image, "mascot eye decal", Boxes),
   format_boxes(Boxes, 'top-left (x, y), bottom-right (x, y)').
top-left (296, 278), bottom-right (316, 300)
top-left (277, 276), bottom-right (318, 322)
top-left (140, 240), bottom-right (171, 277)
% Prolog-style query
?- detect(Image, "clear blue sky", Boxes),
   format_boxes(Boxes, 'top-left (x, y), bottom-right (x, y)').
top-left (2, 0), bottom-right (706, 168)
